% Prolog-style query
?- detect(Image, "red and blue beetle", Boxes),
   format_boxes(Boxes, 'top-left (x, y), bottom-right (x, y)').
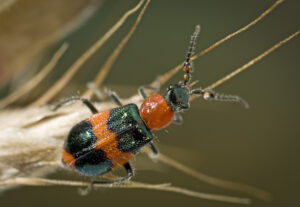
top-left (54, 25), bottom-right (248, 192)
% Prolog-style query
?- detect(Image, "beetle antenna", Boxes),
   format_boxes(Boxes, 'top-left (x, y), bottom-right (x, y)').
top-left (190, 88), bottom-right (249, 109)
top-left (183, 25), bottom-right (201, 86)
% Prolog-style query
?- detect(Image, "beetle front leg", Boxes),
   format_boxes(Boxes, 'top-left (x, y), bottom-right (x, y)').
top-left (138, 77), bottom-right (160, 99)
top-left (173, 113), bottom-right (183, 125)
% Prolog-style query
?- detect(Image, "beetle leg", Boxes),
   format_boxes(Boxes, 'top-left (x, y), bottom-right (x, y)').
top-left (173, 113), bottom-right (183, 125)
top-left (106, 89), bottom-right (123, 106)
top-left (138, 77), bottom-right (160, 99)
top-left (52, 97), bottom-right (98, 114)
top-left (80, 162), bottom-right (133, 195)
top-left (87, 83), bottom-right (123, 106)
top-left (149, 142), bottom-right (159, 155)
top-left (93, 162), bottom-right (133, 185)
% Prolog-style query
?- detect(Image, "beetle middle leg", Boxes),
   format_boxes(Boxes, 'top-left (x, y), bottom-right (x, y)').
top-left (106, 90), bottom-right (123, 106)
top-left (52, 97), bottom-right (98, 114)
top-left (87, 83), bottom-right (123, 106)
top-left (138, 77), bottom-right (160, 99)
top-left (80, 162), bottom-right (133, 195)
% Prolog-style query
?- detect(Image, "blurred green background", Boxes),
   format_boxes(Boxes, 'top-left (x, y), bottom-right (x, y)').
top-left (1, 0), bottom-right (300, 206)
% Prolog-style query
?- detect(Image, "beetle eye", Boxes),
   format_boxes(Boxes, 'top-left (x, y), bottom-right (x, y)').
top-left (167, 85), bottom-right (175, 91)
top-left (170, 90), bottom-right (177, 103)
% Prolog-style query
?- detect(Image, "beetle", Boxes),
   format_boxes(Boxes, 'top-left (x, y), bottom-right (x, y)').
top-left (54, 25), bottom-right (248, 192)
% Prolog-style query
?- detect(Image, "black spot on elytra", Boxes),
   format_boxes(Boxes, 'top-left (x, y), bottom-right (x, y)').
top-left (64, 120), bottom-right (97, 158)
top-left (75, 149), bottom-right (113, 176)
top-left (107, 104), bottom-right (153, 153)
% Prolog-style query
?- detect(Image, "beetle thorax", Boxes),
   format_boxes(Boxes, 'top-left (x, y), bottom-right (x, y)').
top-left (139, 94), bottom-right (174, 131)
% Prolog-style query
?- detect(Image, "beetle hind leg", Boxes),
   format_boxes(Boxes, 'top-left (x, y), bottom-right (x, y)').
top-left (79, 162), bottom-right (133, 195)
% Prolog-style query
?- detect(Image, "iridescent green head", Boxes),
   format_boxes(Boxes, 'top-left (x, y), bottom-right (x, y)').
top-left (164, 84), bottom-right (190, 112)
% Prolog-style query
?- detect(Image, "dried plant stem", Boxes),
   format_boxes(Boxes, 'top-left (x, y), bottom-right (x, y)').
top-left (157, 0), bottom-right (284, 87)
top-left (205, 30), bottom-right (300, 90)
top-left (157, 152), bottom-right (270, 201)
top-left (83, 0), bottom-right (151, 98)
top-left (153, 185), bottom-right (250, 204)
top-left (0, 177), bottom-right (166, 188)
top-left (0, 43), bottom-right (68, 109)
top-left (29, 0), bottom-right (145, 107)
top-left (0, 177), bottom-right (250, 204)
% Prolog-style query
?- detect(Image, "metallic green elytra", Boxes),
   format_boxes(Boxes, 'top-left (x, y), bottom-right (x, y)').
top-left (107, 104), bottom-right (153, 153)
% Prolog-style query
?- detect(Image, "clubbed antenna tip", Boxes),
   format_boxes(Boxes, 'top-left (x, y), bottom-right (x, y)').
top-left (194, 25), bottom-right (201, 36)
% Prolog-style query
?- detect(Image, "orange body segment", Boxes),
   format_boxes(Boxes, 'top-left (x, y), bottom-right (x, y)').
top-left (139, 94), bottom-right (174, 130)
top-left (62, 150), bottom-right (76, 169)
top-left (87, 110), bottom-right (114, 148)
top-left (100, 140), bottom-right (133, 169)
top-left (86, 110), bottom-right (133, 169)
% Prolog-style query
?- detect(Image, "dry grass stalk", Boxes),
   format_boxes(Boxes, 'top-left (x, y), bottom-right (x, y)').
top-left (83, 0), bottom-right (151, 98)
top-left (0, 43), bottom-right (69, 109)
top-left (157, 152), bottom-right (270, 201)
top-left (0, 0), bottom-right (16, 13)
top-left (0, 177), bottom-right (251, 204)
top-left (187, 30), bottom-right (300, 102)
top-left (0, 0), bottom-right (102, 88)
top-left (156, 0), bottom-right (284, 87)
top-left (205, 30), bottom-right (300, 90)
top-left (29, 0), bottom-right (145, 107)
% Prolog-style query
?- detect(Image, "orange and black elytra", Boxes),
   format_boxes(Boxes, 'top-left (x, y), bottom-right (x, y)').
top-left (54, 25), bottom-right (249, 193)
